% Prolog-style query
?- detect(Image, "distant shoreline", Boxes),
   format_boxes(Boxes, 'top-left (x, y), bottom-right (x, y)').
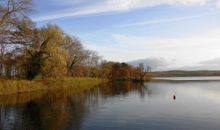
top-left (150, 70), bottom-right (220, 77)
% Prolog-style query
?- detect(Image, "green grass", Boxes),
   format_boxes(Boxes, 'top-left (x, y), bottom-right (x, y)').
top-left (0, 78), bottom-right (106, 95)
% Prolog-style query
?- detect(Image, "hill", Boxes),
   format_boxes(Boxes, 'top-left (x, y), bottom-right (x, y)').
top-left (149, 70), bottom-right (220, 77)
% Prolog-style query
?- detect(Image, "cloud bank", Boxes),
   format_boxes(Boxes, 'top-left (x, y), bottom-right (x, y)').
top-left (200, 57), bottom-right (220, 66)
top-left (127, 57), bottom-right (220, 71)
top-left (169, 57), bottom-right (220, 70)
top-left (128, 57), bottom-right (172, 70)
top-left (85, 28), bottom-right (220, 70)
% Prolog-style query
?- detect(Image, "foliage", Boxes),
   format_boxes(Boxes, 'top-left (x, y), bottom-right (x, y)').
top-left (99, 61), bottom-right (151, 81)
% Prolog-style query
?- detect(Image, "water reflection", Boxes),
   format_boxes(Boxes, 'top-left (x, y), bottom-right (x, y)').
top-left (1, 80), bottom-right (220, 130)
top-left (0, 82), bottom-right (145, 130)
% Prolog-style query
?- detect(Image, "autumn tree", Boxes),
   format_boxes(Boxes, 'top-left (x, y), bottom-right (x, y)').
top-left (99, 61), bottom-right (114, 79)
top-left (120, 63), bottom-right (132, 79)
top-left (24, 25), bottom-right (68, 79)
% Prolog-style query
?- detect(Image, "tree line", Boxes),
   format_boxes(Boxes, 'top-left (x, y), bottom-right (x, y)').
top-left (0, 0), bottom-right (150, 81)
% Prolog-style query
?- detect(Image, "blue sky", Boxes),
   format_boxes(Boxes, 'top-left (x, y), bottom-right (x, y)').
top-left (31, 0), bottom-right (220, 70)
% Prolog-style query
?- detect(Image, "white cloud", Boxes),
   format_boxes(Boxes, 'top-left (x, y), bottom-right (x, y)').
top-left (217, 0), bottom-right (220, 6)
top-left (85, 28), bottom-right (220, 70)
top-left (52, 0), bottom-right (80, 3)
top-left (167, 0), bottom-right (208, 5)
top-left (120, 12), bottom-right (219, 27)
top-left (199, 57), bottom-right (220, 66)
top-left (128, 57), bottom-right (173, 70)
top-left (33, 0), bottom-right (216, 22)
top-left (171, 57), bottom-right (220, 70)
top-left (103, 0), bottom-right (208, 10)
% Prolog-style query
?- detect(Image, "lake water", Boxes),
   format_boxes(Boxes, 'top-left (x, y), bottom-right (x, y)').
top-left (1, 77), bottom-right (220, 130)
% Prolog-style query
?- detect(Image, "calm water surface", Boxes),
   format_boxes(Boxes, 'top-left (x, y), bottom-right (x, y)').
top-left (1, 77), bottom-right (220, 130)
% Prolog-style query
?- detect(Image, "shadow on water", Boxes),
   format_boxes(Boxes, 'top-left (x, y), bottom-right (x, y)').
top-left (0, 81), bottom-right (149, 130)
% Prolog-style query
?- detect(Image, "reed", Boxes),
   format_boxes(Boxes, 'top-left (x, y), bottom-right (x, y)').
top-left (0, 78), bottom-right (106, 95)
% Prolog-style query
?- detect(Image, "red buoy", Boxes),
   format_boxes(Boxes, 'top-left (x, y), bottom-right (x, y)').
top-left (173, 95), bottom-right (176, 100)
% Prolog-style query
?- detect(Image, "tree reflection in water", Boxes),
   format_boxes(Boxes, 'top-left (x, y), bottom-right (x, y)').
top-left (0, 82), bottom-right (151, 130)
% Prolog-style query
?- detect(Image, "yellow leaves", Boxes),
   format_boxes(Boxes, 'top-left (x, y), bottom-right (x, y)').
top-left (40, 24), bottom-right (68, 78)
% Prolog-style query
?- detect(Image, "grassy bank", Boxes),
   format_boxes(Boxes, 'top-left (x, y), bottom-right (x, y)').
top-left (0, 78), bottom-right (106, 95)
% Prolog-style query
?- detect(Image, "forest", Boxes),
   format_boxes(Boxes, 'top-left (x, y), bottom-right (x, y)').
top-left (0, 0), bottom-right (150, 82)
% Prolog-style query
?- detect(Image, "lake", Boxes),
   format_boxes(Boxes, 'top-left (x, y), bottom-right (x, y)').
top-left (1, 77), bottom-right (220, 130)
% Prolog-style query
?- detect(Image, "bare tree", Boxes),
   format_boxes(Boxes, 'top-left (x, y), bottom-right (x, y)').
top-left (138, 63), bottom-right (151, 81)
top-left (0, 0), bottom-right (33, 77)
top-left (0, 0), bottom-right (32, 26)
top-left (64, 36), bottom-right (87, 76)
top-left (0, 0), bottom-right (33, 45)
top-left (0, 42), bottom-right (6, 76)
top-left (84, 50), bottom-right (101, 77)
